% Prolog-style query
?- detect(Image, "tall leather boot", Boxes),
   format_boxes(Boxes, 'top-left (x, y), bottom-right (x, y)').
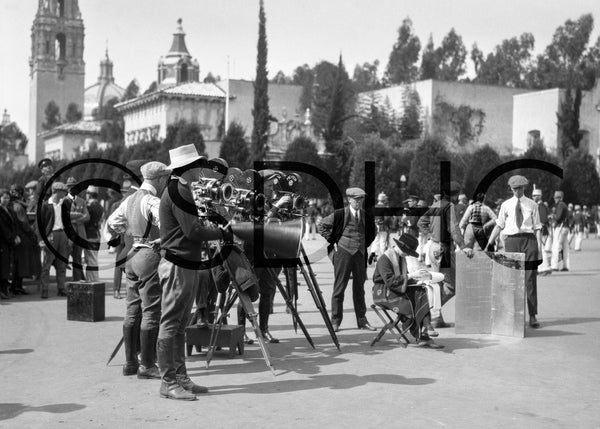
top-left (158, 337), bottom-right (196, 401)
top-left (122, 324), bottom-right (140, 376)
top-left (174, 334), bottom-right (208, 394)
top-left (259, 293), bottom-right (279, 343)
top-left (137, 327), bottom-right (160, 379)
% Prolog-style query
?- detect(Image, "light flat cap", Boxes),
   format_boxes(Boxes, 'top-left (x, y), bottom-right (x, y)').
top-left (141, 161), bottom-right (171, 180)
top-left (508, 175), bottom-right (529, 187)
top-left (52, 182), bottom-right (68, 192)
top-left (532, 188), bottom-right (542, 196)
top-left (554, 190), bottom-right (564, 198)
top-left (87, 185), bottom-right (99, 193)
top-left (346, 187), bottom-right (366, 198)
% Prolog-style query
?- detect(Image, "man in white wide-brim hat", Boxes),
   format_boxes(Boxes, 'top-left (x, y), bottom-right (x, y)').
top-left (157, 144), bottom-right (226, 401)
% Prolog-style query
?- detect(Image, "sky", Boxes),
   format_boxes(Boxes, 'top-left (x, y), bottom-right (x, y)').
top-left (1, 0), bottom-right (598, 132)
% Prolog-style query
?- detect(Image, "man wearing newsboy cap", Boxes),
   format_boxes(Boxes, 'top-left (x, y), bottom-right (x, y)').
top-left (107, 161), bottom-right (171, 381)
top-left (318, 187), bottom-right (377, 332)
top-left (485, 175), bottom-right (543, 328)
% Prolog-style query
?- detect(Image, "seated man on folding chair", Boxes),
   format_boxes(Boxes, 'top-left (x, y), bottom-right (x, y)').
top-left (371, 233), bottom-right (443, 348)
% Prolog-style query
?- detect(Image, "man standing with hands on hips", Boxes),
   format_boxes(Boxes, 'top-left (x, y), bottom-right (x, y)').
top-left (318, 187), bottom-right (376, 332)
top-left (485, 175), bottom-right (543, 328)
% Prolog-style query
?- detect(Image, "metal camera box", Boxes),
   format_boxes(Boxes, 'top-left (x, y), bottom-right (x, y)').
top-left (66, 281), bottom-right (105, 322)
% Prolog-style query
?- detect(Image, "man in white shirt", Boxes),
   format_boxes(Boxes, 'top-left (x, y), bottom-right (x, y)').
top-left (485, 175), bottom-right (543, 328)
top-left (107, 161), bottom-right (170, 380)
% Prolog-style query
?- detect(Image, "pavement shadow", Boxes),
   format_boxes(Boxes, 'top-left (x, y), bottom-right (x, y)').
top-left (186, 337), bottom-right (351, 377)
top-left (426, 337), bottom-right (502, 354)
top-left (0, 349), bottom-right (34, 355)
top-left (0, 403), bottom-right (86, 421)
top-left (525, 329), bottom-right (583, 338)
top-left (208, 373), bottom-right (435, 396)
top-left (539, 317), bottom-right (600, 328)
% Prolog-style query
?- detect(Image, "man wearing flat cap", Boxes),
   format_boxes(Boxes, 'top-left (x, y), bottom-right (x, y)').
top-left (318, 187), bottom-right (377, 332)
top-left (36, 181), bottom-right (69, 298)
top-left (418, 181), bottom-right (473, 328)
top-left (33, 158), bottom-right (54, 210)
top-left (550, 190), bottom-right (570, 272)
top-left (107, 161), bottom-right (171, 381)
top-left (486, 175), bottom-right (543, 328)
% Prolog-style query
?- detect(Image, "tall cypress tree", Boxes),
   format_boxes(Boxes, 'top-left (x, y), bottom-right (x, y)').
top-left (251, 0), bottom-right (270, 162)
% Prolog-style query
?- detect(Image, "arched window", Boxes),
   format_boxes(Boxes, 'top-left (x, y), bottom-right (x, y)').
top-left (55, 33), bottom-right (66, 60)
top-left (180, 63), bottom-right (189, 83)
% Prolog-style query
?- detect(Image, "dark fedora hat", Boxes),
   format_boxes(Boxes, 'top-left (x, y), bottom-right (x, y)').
top-left (393, 233), bottom-right (419, 258)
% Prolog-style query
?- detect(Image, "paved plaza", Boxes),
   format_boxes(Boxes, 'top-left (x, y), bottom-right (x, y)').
top-left (1, 237), bottom-right (599, 428)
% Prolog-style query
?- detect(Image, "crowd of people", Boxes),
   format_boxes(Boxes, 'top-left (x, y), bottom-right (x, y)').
top-left (3, 153), bottom-right (599, 401)
top-left (365, 179), bottom-right (599, 329)
top-left (0, 158), bottom-right (112, 300)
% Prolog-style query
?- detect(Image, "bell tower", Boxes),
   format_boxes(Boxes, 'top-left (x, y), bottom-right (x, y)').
top-left (28, 0), bottom-right (85, 163)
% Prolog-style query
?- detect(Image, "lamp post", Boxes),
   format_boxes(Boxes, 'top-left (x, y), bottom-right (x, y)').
top-left (400, 174), bottom-right (407, 205)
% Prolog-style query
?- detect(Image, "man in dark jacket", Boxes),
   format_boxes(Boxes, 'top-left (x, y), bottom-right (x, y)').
top-left (84, 186), bottom-right (104, 282)
top-left (157, 144), bottom-right (226, 401)
top-left (37, 182), bottom-right (70, 298)
top-left (318, 187), bottom-right (376, 332)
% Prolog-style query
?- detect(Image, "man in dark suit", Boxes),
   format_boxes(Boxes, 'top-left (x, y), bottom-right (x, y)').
top-left (318, 187), bottom-right (376, 332)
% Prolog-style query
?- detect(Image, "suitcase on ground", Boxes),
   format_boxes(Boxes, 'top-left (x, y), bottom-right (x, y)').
top-left (66, 281), bottom-right (105, 322)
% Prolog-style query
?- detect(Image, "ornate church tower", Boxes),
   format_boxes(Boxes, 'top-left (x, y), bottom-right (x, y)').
top-left (157, 19), bottom-right (200, 88)
top-left (28, 0), bottom-right (85, 163)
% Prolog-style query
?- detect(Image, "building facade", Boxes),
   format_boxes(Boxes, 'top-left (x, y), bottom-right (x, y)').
top-left (513, 83), bottom-right (600, 167)
top-left (28, 0), bottom-right (85, 164)
top-left (359, 79), bottom-right (533, 155)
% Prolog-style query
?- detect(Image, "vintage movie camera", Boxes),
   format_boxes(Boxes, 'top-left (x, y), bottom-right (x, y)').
top-left (267, 172), bottom-right (306, 215)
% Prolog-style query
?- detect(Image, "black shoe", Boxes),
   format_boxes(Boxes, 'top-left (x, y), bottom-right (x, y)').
top-left (358, 322), bottom-right (376, 331)
top-left (0, 291), bottom-right (8, 300)
top-left (123, 362), bottom-right (139, 376)
top-left (261, 330), bottom-right (280, 343)
top-left (137, 365), bottom-right (161, 379)
top-left (57, 289), bottom-right (67, 297)
top-left (560, 268), bottom-right (569, 272)
top-left (244, 334), bottom-right (254, 345)
top-left (176, 374), bottom-right (208, 394)
top-left (160, 381), bottom-right (197, 401)
top-left (41, 288), bottom-right (48, 299)
top-left (529, 317), bottom-right (540, 328)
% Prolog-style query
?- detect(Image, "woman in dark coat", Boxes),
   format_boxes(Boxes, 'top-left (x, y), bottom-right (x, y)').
top-left (0, 190), bottom-right (20, 299)
top-left (10, 185), bottom-right (41, 294)
top-left (372, 233), bottom-right (442, 347)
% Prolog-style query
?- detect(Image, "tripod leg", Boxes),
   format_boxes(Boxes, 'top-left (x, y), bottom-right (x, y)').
top-left (206, 290), bottom-right (226, 368)
top-left (297, 259), bottom-right (341, 352)
top-left (238, 291), bottom-right (275, 375)
top-left (272, 270), bottom-right (315, 349)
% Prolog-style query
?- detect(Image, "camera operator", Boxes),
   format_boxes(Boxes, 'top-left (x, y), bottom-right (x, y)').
top-left (157, 144), bottom-right (227, 401)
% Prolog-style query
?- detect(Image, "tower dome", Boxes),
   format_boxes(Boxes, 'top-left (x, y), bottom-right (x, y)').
top-left (84, 48), bottom-right (125, 118)
top-left (157, 19), bottom-right (200, 87)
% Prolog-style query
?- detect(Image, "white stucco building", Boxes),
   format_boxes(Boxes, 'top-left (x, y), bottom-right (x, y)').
top-left (512, 83), bottom-right (600, 166)
top-left (359, 79), bottom-right (533, 155)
